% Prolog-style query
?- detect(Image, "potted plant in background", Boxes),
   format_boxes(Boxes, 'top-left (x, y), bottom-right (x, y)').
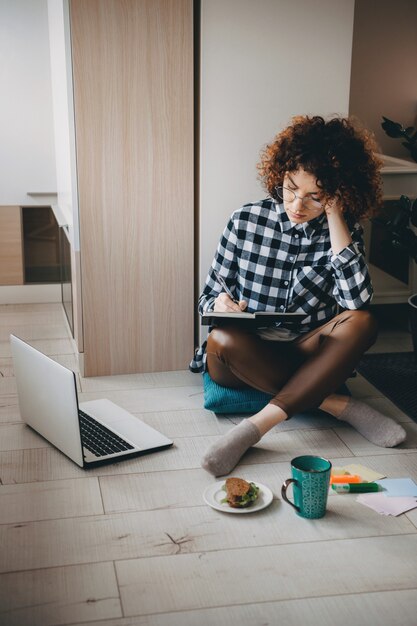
top-left (381, 116), bottom-right (417, 163)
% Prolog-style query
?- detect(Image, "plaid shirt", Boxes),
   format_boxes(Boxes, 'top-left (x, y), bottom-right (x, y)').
top-left (189, 197), bottom-right (373, 373)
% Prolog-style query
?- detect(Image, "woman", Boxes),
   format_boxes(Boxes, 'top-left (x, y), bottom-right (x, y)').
top-left (191, 115), bottom-right (406, 477)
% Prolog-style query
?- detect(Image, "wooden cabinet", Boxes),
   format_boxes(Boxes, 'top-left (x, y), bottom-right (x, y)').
top-left (0, 207), bottom-right (24, 285)
top-left (50, 0), bottom-right (194, 376)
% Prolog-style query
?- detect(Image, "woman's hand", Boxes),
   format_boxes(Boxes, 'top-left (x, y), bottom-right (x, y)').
top-left (323, 193), bottom-right (344, 218)
top-left (213, 293), bottom-right (248, 313)
top-left (324, 192), bottom-right (352, 254)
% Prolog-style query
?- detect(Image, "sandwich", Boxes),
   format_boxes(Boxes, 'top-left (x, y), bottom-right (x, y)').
top-left (221, 477), bottom-right (260, 508)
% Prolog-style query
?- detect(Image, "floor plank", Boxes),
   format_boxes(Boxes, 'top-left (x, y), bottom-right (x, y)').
top-left (0, 447), bottom-right (84, 483)
top-left (79, 370), bottom-right (203, 393)
top-left (0, 338), bottom-right (74, 358)
top-left (62, 589), bottom-right (417, 626)
top-left (1, 498), bottom-right (414, 574)
top-left (0, 357), bottom-right (15, 377)
top-left (0, 477), bottom-right (103, 524)
top-left (0, 423), bottom-right (50, 451)
top-left (0, 399), bottom-right (20, 424)
top-left (115, 535), bottom-right (417, 615)
top-left (130, 409), bottom-right (233, 438)
top-left (0, 308), bottom-right (66, 327)
top-left (78, 386), bottom-right (205, 413)
top-left (346, 374), bottom-right (384, 398)
top-left (0, 324), bottom-right (70, 341)
top-left (0, 376), bottom-right (17, 395)
top-left (0, 562), bottom-right (122, 626)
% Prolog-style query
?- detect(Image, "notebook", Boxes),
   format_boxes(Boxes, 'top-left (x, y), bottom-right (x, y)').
top-left (10, 334), bottom-right (173, 468)
top-left (201, 311), bottom-right (305, 327)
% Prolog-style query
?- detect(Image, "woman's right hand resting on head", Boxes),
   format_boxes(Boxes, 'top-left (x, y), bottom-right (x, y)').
top-left (213, 293), bottom-right (248, 313)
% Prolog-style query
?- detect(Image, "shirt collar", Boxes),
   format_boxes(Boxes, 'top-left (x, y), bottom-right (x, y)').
top-left (273, 199), bottom-right (327, 239)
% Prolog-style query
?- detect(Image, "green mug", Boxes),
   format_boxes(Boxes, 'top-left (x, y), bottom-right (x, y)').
top-left (281, 455), bottom-right (332, 519)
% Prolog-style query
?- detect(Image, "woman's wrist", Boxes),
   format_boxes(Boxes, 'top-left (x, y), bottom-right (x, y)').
top-left (325, 204), bottom-right (352, 254)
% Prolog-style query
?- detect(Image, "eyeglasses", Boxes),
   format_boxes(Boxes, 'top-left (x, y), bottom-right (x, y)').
top-left (275, 185), bottom-right (323, 212)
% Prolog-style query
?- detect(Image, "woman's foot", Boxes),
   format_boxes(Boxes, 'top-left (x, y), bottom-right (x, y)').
top-left (201, 403), bottom-right (288, 476)
top-left (322, 395), bottom-right (406, 448)
top-left (201, 420), bottom-right (261, 476)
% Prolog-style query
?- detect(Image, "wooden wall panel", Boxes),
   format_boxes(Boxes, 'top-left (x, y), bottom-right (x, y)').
top-left (0, 207), bottom-right (24, 285)
top-left (70, 0), bottom-right (194, 375)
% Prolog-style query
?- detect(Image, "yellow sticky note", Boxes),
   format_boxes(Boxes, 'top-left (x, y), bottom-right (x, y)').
top-left (331, 467), bottom-right (349, 476)
top-left (343, 463), bottom-right (386, 482)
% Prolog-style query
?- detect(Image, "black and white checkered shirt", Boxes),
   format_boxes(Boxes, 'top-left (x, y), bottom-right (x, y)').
top-left (189, 197), bottom-right (373, 373)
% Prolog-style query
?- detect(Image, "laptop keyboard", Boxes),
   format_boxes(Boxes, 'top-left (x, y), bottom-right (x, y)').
top-left (79, 410), bottom-right (135, 457)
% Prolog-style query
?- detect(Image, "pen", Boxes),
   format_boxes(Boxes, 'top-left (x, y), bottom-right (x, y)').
top-left (331, 482), bottom-right (380, 494)
top-left (213, 269), bottom-right (239, 304)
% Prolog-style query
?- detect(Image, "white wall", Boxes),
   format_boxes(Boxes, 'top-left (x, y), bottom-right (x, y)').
top-left (349, 0), bottom-right (417, 160)
top-left (47, 0), bottom-right (80, 250)
top-left (0, 0), bottom-right (56, 205)
top-left (199, 0), bottom-right (355, 292)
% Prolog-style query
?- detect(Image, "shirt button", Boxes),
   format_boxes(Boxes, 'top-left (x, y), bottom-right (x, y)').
top-left (294, 234), bottom-right (299, 238)
top-left (284, 281), bottom-right (289, 286)
top-left (289, 256), bottom-right (294, 261)
top-left (280, 305), bottom-right (284, 310)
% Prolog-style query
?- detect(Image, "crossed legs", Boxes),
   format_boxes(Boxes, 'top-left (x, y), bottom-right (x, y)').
top-left (202, 310), bottom-right (406, 476)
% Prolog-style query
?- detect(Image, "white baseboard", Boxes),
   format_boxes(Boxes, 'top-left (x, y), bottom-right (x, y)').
top-left (0, 284), bottom-right (62, 304)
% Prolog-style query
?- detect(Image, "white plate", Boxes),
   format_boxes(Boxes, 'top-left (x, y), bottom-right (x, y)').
top-left (203, 480), bottom-right (273, 514)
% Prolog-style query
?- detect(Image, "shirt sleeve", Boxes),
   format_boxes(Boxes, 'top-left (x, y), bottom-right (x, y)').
top-left (198, 214), bottom-right (239, 315)
top-left (329, 221), bottom-right (373, 309)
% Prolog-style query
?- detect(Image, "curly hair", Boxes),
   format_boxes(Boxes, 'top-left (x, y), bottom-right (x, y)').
top-left (257, 115), bottom-right (383, 221)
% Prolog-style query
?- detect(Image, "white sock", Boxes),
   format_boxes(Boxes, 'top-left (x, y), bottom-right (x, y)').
top-left (201, 420), bottom-right (261, 477)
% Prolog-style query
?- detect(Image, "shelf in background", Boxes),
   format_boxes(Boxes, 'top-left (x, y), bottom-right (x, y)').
top-left (369, 263), bottom-right (411, 305)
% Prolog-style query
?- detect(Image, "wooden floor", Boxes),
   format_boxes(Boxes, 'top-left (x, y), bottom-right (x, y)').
top-left (1, 303), bottom-right (417, 626)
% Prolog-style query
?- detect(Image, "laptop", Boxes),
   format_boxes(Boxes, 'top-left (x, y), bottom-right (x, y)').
top-left (10, 334), bottom-right (173, 468)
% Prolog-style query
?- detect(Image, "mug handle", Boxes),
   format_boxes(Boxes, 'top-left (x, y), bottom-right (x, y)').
top-left (281, 478), bottom-right (300, 512)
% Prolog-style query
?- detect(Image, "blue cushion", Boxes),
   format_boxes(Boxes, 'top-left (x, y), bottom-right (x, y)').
top-left (203, 372), bottom-right (273, 414)
top-left (202, 372), bottom-right (351, 414)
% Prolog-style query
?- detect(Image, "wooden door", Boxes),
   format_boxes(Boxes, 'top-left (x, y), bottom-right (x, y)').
top-left (70, 0), bottom-right (194, 375)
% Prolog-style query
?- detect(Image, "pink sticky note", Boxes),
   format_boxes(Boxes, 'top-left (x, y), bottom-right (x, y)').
top-left (356, 493), bottom-right (417, 516)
